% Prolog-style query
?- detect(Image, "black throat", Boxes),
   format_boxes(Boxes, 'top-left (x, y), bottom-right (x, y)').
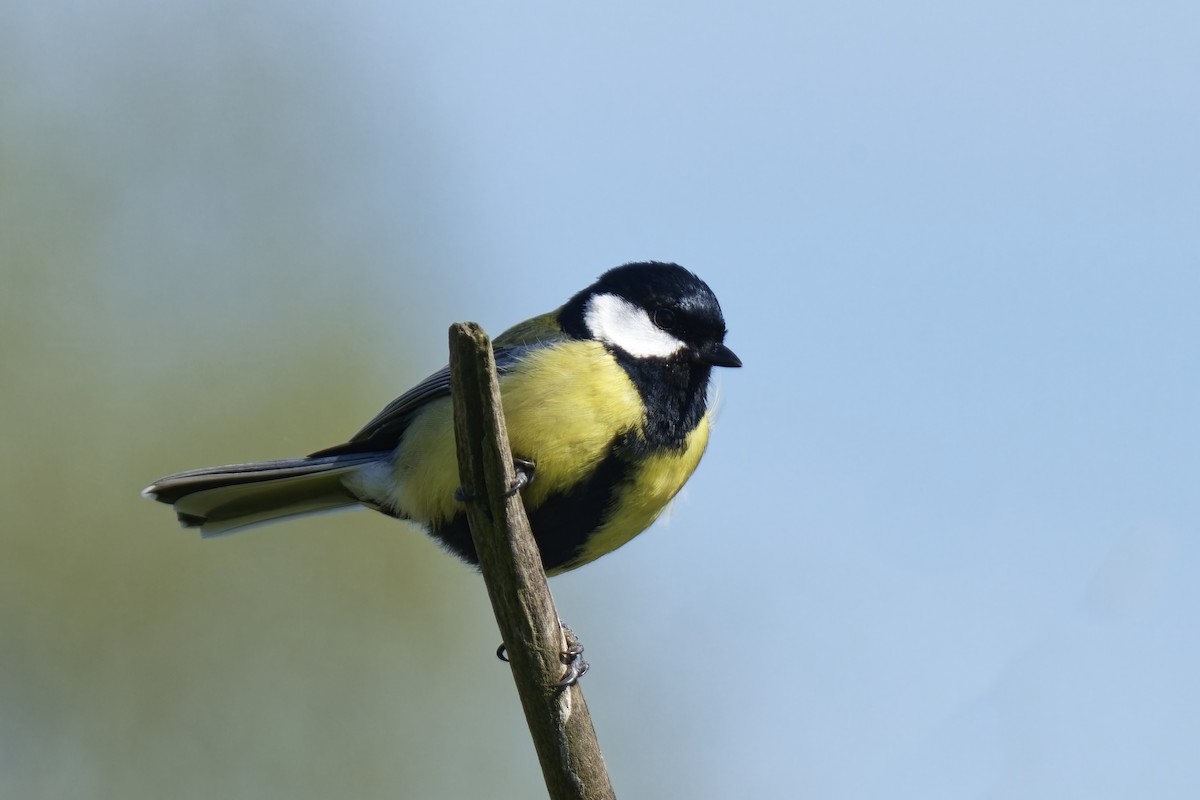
top-left (611, 349), bottom-right (712, 453)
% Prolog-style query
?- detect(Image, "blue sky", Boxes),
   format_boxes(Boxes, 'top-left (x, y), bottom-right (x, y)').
top-left (3, 1), bottom-right (1197, 797)
top-left (358, 7), bottom-right (1200, 793)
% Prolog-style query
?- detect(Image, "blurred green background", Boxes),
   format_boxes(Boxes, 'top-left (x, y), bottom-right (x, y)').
top-left (0, 6), bottom-right (578, 798)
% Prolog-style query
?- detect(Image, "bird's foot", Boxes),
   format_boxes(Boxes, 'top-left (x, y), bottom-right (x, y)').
top-left (454, 457), bottom-right (536, 502)
top-left (555, 621), bottom-right (589, 687)
top-left (505, 457), bottom-right (536, 497)
top-left (496, 619), bottom-right (589, 689)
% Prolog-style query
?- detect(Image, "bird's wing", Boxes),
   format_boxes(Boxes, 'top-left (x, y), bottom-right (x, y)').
top-left (307, 342), bottom-right (532, 456)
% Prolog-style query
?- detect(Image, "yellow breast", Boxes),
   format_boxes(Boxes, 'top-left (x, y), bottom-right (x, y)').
top-left (387, 340), bottom-right (646, 526)
top-left (565, 414), bottom-right (710, 572)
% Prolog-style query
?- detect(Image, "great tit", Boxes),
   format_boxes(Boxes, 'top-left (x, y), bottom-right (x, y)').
top-left (143, 261), bottom-right (740, 575)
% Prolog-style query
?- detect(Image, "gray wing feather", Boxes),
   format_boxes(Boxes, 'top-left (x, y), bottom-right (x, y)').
top-left (316, 344), bottom-right (531, 453)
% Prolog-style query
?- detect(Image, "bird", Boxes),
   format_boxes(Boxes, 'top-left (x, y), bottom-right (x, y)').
top-left (143, 261), bottom-right (740, 577)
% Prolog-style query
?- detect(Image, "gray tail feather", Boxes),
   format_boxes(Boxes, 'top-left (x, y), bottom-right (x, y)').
top-left (142, 453), bottom-right (387, 537)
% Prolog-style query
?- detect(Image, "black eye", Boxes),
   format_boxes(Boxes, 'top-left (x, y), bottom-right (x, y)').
top-left (652, 308), bottom-right (677, 330)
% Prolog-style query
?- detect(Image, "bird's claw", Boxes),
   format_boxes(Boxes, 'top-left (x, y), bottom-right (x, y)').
top-left (505, 457), bottom-right (536, 498)
top-left (495, 619), bottom-right (590, 689)
top-left (555, 623), bottom-right (589, 687)
top-left (455, 457), bottom-right (536, 502)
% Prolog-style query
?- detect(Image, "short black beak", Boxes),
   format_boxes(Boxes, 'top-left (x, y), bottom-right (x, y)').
top-left (695, 342), bottom-right (742, 368)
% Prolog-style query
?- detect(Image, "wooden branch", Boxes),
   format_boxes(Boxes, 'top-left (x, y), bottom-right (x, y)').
top-left (448, 322), bottom-right (616, 800)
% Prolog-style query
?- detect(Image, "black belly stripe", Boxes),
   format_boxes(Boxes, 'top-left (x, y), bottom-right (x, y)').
top-left (430, 449), bottom-right (633, 573)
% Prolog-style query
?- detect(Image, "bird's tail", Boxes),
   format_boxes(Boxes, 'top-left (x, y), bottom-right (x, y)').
top-left (142, 453), bottom-right (388, 537)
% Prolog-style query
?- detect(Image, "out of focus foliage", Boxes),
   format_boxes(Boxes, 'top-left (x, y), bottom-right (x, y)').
top-left (0, 6), bottom-right (543, 798)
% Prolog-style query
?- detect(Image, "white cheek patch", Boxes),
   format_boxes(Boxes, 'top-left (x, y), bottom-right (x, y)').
top-left (583, 293), bottom-right (687, 359)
